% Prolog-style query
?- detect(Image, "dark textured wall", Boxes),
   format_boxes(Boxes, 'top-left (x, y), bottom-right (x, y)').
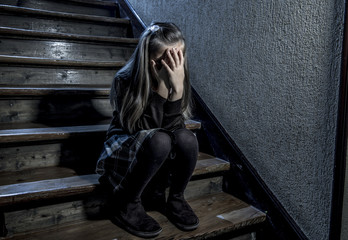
top-left (343, 156), bottom-right (348, 239)
top-left (128, 1), bottom-right (346, 239)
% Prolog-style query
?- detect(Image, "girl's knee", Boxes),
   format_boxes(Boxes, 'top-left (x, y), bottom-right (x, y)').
top-left (175, 129), bottom-right (198, 150)
top-left (145, 131), bottom-right (172, 158)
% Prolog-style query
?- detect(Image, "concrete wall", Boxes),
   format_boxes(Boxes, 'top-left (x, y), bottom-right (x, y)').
top-left (127, 1), bottom-right (346, 239)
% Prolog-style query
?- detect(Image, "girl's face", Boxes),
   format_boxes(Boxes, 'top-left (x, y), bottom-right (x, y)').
top-left (150, 41), bottom-right (185, 70)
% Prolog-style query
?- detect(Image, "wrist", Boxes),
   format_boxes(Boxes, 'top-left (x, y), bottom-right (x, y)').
top-left (168, 87), bottom-right (183, 101)
top-left (154, 80), bottom-right (169, 99)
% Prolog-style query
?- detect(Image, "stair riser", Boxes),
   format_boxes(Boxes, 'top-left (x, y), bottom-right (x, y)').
top-left (0, 0), bottom-right (118, 17)
top-left (0, 38), bottom-right (135, 62)
top-left (0, 98), bottom-right (112, 125)
top-left (0, 66), bottom-right (118, 86)
top-left (0, 14), bottom-right (130, 37)
top-left (0, 137), bottom-right (105, 174)
top-left (3, 177), bottom-right (223, 236)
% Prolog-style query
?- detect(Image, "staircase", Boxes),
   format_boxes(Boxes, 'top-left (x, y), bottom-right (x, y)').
top-left (0, 0), bottom-right (266, 239)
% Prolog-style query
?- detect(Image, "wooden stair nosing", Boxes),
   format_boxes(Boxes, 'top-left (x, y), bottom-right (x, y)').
top-left (0, 55), bottom-right (125, 68)
top-left (0, 86), bottom-right (110, 97)
top-left (0, 4), bottom-right (129, 24)
top-left (0, 27), bottom-right (139, 44)
top-left (0, 156), bottom-right (229, 187)
top-left (53, 0), bottom-right (118, 8)
top-left (0, 121), bottom-right (202, 143)
top-left (0, 156), bottom-right (229, 207)
top-left (0, 174), bottom-right (100, 206)
top-left (3, 192), bottom-right (265, 240)
top-left (0, 124), bottom-right (109, 143)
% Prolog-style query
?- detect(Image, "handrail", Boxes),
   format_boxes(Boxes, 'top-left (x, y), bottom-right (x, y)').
top-left (116, 0), bottom-right (146, 38)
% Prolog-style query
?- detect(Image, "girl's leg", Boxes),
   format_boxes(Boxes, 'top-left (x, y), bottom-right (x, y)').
top-left (166, 128), bottom-right (199, 231)
top-left (141, 159), bottom-right (170, 213)
top-left (111, 131), bottom-right (172, 238)
top-left (170, 128), bottom-right (198, 195)
top-left (119, 131), bottom-right (172, 199)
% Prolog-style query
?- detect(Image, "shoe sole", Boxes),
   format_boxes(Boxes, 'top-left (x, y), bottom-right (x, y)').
top-left (167, 216), bottom-right (200, 231)
top-left (111, 215), bottom-right (162, 238)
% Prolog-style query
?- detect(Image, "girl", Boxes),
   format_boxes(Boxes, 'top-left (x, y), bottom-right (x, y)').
top-left (96, 22), bottom-right (199, 238)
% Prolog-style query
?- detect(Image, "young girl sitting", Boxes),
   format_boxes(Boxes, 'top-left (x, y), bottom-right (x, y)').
top-left (96, 22), bottom-right (199, 238)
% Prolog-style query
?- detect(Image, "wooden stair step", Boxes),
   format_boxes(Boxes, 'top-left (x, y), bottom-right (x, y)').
top-left (0, 153), bottom-right (227, 186)
top-left (0, 166), bottom-right (78, 186)
top-left (0, 64), bottom-right (117, 86)
top-left (0, 121), bottom-right (202, 143)
top-left (0, 55), bottom-right (125, 68)
top-left (0, 27), bottom-right (139, 44)
top-left (0, 35), bottom-right (135, 62)
top-left (0, 153), bottom-right (229, 207)
top-left (0, 124), bottom-right (109, 143)
top-left (0, 4), bottom-right (128, 24)
top-left (0, 0), bottom-right (118, 8)
top-left (5, 192), bottom-right (266, 240)
top-left (0, 97), bottom-right (112, 125)
top-left (0, 86), bottom-right (110, 97)
top-left (0, 5), bottom-right (131, 38)
top-left (0, 0), bottom-right (119, 17)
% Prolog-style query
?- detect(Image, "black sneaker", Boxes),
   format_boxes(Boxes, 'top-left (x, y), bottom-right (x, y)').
top-left (166, 194), bottom-right (199, 231)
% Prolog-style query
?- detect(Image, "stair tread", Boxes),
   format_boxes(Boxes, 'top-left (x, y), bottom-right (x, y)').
top-left (0, 4), bottom-right (129, 24)
top-left (7, 192), bottom-right (265, 240)
top-left (0, 86), bottom-right (110, 96)
top-left (0, 121), bottom-right (202, 142)
top-left (0, 55), bottom-right (125, 67)
top-left (0, 154), bottom-right (229, 206)
top-left (0, 124), bottom-right (109, 143)
top-left (57, 0), bottom-right (118, 7)
top-left (0, 27), bottom-right (139, 44)
top-left (0, 166), bottom-right (78, 186)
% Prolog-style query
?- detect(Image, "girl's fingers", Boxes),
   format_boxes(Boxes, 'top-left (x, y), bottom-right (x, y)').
top-left (178, 49), bottom-right (184, 65)
top-left (150, 60), bottom-right (157, 75)
top-left (171, 48), bottom-right (180, 67)
top-left (161, 59), bottom-right (172, 73)
top-left (165, 49), bottom-right (176, 70)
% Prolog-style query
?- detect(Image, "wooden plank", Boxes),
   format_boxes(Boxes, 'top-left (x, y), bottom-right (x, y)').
top-left (0, 97), bottom-right (112, 125)
top-left (6, 192), bottom-right (265, 240)
top-left (0, 167), bottom-right (78, 186)
top-left (0, 55), bottom-right (125, 68)
top-left (0, 0), bottom-right (118, 8)
top-left (3, 177), bottom-right (223, 236)
top-left (0, 87), bottom-right (110, 97)
top-left (0, 27), bottom-right (139, 44)
top-left (0, 174), bottom-right (100, 206)
top-left (2, 0), bottom-right (118, 17)
top-left (184, 119), bottom-right (201, 130)
top-left (0, 38), bottom-right (134, 62)
top-left (0, 153), bottom-right (226, 185)
top-left (0, 125), bottom-right (109, 143)
top-left (0, 14), bottom-right (130, 37)
top-left (0, 155), bottom-right (228, 207)
top-left (0, 4), bottom-right (129, 24)
top-left (0, 120), bottom-right (202, 143)
top-left (0, 65), bottom-right (117, 86)
top-left (195, 154), bottom-right (230, 175)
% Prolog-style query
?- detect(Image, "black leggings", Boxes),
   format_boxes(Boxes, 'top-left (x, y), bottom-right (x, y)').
top-left (119, 128), bottom-right (198, 201)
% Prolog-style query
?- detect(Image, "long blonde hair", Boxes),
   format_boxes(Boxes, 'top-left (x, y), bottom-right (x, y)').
top-left (110, 22), bottom-right (192, 133)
